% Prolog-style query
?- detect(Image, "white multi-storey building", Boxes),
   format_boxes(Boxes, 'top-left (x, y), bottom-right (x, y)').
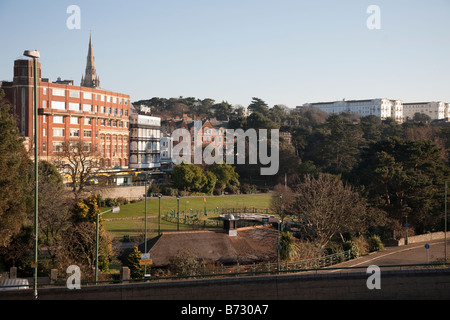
top-left (301, 98), bottom-right (404, 123)
top-left (129, 114), bottom-right (161, 169)
top-left (403, 102), bottom-right (449, 121)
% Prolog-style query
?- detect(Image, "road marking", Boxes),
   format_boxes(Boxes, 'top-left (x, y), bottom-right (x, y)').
top-left (329, 241), bottom-right (445, 272)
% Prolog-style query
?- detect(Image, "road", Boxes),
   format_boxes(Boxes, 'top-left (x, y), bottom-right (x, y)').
top-left (327, 238), bottom-right (450, 273)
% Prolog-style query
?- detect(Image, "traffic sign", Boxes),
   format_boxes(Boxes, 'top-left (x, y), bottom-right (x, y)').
top-left (139, 259), bottom-right (153, 266)
top-left (425, 244), bottom-right (430, 249)
top-left (141, 253), bottom-right (150, 260)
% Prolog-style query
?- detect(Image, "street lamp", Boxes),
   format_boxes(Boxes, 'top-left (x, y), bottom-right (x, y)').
top-left (95, 206), bottom-right (120, 283)
top-left (277, 195), bottom-right (282, 274)
top-left (445, 180), bottom-right (448, 262)
top-left (144, 176), bottom-right (149, 275)
top-left (158, 194), bottom-right (161, 236)
top-left (24, 49), bottom-right (40, 300)
top-left (177, 196), bottom-right (180, 231)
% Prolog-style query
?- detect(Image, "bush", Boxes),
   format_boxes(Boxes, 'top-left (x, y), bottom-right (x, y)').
top-left (104, 198), bottom-right (118, 207)
top-left (116, 197), bottom-right (129, 205)
top-left (368, 234), bottom-right (384, 252)
top-left (343, 241), bottom-right (361, 259)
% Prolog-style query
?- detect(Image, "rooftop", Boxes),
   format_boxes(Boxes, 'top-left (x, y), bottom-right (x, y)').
top-left (146, 226), bottom-right (277, 267)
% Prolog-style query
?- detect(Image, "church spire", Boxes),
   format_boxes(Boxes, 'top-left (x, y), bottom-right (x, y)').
top-left (81, 34), bottom-right (100, 88)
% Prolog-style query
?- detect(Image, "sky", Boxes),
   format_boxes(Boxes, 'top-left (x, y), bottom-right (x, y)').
top-left (1, 0), bottom-right (450, 108)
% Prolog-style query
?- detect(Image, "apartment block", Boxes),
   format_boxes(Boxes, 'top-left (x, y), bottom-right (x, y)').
top-left (1, 36), bottom-right (130, 169)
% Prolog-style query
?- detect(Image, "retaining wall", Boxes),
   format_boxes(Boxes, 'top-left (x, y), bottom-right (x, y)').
top-left (2, 269), bottom-right (449, 300)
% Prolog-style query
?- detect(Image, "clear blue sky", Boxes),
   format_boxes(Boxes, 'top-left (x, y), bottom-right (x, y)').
top-left (1, 0), bottom-right (449, 108)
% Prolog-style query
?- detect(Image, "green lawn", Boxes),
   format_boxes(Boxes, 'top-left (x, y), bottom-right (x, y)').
top-left (103, 193), bottom-right (274, 239)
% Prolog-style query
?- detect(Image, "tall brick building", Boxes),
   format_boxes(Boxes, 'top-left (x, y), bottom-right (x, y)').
top-left (1, 37), bottom-right (130, 169)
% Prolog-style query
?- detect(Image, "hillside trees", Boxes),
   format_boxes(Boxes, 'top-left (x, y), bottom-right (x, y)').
top-left (354, 137), bottom-right (449, 235)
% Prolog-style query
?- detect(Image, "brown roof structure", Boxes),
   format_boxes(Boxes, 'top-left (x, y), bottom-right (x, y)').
top-left (147, 226), bottom-right (278, 267)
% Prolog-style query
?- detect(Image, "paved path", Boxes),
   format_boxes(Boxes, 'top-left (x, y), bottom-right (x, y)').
top-left (327, 238), bottom-right (450, 273)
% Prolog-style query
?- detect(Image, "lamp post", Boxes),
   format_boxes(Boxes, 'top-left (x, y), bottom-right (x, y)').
top-left (277, 195), bottom-right (282, 274)
top-left (158, 194), bottom-right (162, 236)
top-left (144, 177), bottom-right (149, 275)
top-left (24, 49), bottom-right (40, 300)
top-left (96, 206), bottom-right (120, 283)
top-left (177, 196), bottom-right (180, 231)
top-left (445, 180), bottom-right (448, 262)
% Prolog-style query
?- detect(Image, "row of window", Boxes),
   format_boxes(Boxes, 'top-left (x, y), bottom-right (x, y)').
top-left (42, 100), bottom-right (129, 116)
top-left (43, 88), bottom-right (129, 105)
top-left (43, 115), bottom-right (129, 128)
top-left (44, 141), bottom-right (127, 153)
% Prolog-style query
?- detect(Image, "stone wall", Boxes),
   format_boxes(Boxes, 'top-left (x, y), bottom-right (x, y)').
top-left (394, 231), bottom-right (447, 246)
top-left (92, 185), bottom-right (146, 201)
top-left (2, 269), bottom-right (449, 300)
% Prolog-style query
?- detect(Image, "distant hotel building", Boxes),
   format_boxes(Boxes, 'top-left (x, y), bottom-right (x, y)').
top-left (301, 98), bottom-right (404, 123)
top-left (403, 101), bottom-right (449, 121)
top-left (1, 36), bottom-right (130, 169)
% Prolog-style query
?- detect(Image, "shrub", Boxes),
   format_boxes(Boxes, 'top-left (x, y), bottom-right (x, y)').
top-left (343, 241), bottom-right (361, 259)
top-left (368, 234), bottom-right (384, 252)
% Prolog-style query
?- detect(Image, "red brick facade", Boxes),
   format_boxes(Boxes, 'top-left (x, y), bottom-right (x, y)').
top-left (2, 59), bottom-right (130, 169)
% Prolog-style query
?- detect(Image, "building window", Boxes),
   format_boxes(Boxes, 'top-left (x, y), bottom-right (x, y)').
top-left (42, 100), bottom-right (47, 108)
top-left (53, 142), bottom-right (64, 152)
top-left (53, 116), bottom-right (64, 124)
top-left (70, 117), bottom-right (79, 124)
top-left (83, 104), bottom-right (92, 112)
top-left (84, 130), bottom-right (92, 138)
top-left (69, 102), bottom-right (80, 111)
top-left (70, 129), bottom-right (79, 137)
top-left (52, 88), bottom-right (65, 97)
top-left (69, 91), bottom-right (80, 98)
top-left (42, 142), bottom-right (46, 152)
top-left (83, 92), bottom-right (92, 100)
top-left (83, 143), bottom-right (91, 152)
top-left (51, 101), bottom-right (66, 110)
top-left (84, 118), bottom-right (91, 125)
top-left (53, 128), bottom-right (65, 137)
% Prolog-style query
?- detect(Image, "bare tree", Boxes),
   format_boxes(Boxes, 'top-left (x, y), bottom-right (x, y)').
top-left (270, 183), bottom-right (295, 223)
top-left (288, 175), bottom-right (386, 249)
top-left (53, 140), bottom-right (105, 197)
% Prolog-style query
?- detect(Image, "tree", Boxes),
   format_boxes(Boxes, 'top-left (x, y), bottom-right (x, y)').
top-left (209, 163), bottom-right (240, 194)
top-left (211, 101), bottom-right (232, 121)
top-left (0, 90), bottom-right (30, 247)
top-left (288, 175), bottom-right (385, 249)
top-left (53, 140), bottom-right (104, 197)
top-left (168, 250), bottom-right (205, 277)
top-left (126, 246), bottom-right (144, 279)
top-left (303, 114), bottom-right (363, 176)
top-left (355, 137), bottom-right (449, 235)
top-left (248, 97), bottom-right (270, 116)
top-left (270, 183), bottom-right (295, 223)
top-left (171, 163), bottom-right (207, 192)
top-left (36, 161), bottom-right (74, 267)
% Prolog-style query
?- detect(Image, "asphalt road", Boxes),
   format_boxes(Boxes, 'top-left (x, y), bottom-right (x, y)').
top-left (327, 238), bottom-right (450, 273)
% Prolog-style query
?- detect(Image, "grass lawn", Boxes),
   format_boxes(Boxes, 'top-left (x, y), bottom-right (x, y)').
top-left (103, 193), bottom-right (274, 239)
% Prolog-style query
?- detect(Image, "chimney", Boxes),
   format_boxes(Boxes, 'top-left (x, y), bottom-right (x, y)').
top-left (223, 214), bottom-right (237, 237)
